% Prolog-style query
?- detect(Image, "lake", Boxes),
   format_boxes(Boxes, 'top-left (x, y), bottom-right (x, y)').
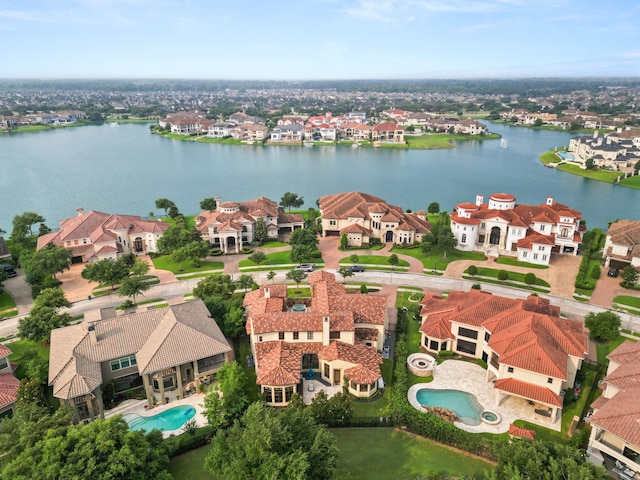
top-left (0, 121), bottom-right (638, 231)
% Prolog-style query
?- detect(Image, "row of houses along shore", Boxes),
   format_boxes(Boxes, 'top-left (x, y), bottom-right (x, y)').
top-left (158, 109), bottom-right (488, 144)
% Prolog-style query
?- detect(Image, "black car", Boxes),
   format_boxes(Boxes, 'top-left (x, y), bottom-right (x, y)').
top-left (608, 268), bottom-right (619, 277)
top-left (1, 263), bottom-right (17, 278)
top-left (348, 265), bottom-right (365, 272)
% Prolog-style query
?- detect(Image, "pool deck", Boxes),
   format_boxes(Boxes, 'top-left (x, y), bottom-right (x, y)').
top-left (408, 360), bottom-right (561, 434)
top-left (104, 393), bottom-right (207, 438)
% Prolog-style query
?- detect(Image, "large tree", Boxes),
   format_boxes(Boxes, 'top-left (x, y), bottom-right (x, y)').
top-left (621, 265), bottom-right (639, 287)
top-left (156, 225), bottom-right (192, 255)
top-left (203, 361), bottom-right (249, 429)
top-left (585, 311), bottom-right (621, 342)
top-left (248, 251), bottom-right (267, 266)
top-left (200, 197), bottom-right (217, 211)
top-left (172, 240), bottom-right (210, 268)
top-left (23, 244), bottom-right (72, 281)
top-left (286, 269), bottom-right (307, 291)
top-left (18, 287), bottom-right (72, 342)
top-left (280, 192), bottom-right (304, 212)
top-left (489, 439), bottom-right (609, 480)
top-left (1, 415), bottom-right (172, 480)
top-left (154, 198), bottom-right (176, 216)
top-left (205, 402), bottom-right (338, 480)
top-left (254, 217), bottom-right (268, 244)
top-left (81, 257), bottom-right (130, 290)
top-left (427, 201), bottom-right (440, 214)
top-left (117, 275), bottom-right (150, 305)
top-left (437, 226), bottom-right (458, 258)
top-left (193, 274), bottom-right (237, 299)
top-left (11, 212), bottom-right (46, 241)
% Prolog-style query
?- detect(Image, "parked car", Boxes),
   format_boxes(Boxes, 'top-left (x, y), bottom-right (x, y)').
top-left (348, 265), bottom-right (365, 272)
top-left (295, 264), bottom-right (314, 272)
top-left (383, 345), bottom-right (390, 356)
top-left (608, 268), bottom-right (619, 277)
top-left (1, 263), bottom-right (16, 278)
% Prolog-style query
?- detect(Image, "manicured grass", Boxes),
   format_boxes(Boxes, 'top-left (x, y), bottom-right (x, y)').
top-left (115, 298), bottom-right (164, 310)
top-left (555, 163), bottom-right (621, 184)
top-left (239, 250), bottom-right (291, 267)
top-left (168, 443), bottom-right (212, 479)
top-left (391, 245), bottom-right (485, 270)
top-left (465, 266), bottom-right (550, 287)
top-left (613, 295), bottom-right (640, 309)
top-left (405, 133), bottom-right (499, 150)
top-left (287, 288), bottom-right (310, 298)
top-left (496, 257), bottom-right (548, 269)
top-left (331, 428), bottom-right (492, 479)
top-left (7, 339), bottom-right (50, 380)
top-left (151, 255), bottom-right (223, 274)
top-left (0, 291), bottom-right (16, 311)
top-left (618, 175), bottom-right (640, 189)
top-left (195, 136), bottom-right (243, 144)
top-left (260, 240), bottom-right (288, 248)
top-left (237, 335), bottom-right (260, 402)
top-left (338, 255), bottom-right (409, 267)
top-left (160, 215), bottom-right (197, 230)
top-left (539, 150), bottom-right (559, 165)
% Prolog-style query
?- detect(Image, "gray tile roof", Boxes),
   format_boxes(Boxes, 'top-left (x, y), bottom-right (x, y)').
top-left (48, 300), bottom-right (231, 400)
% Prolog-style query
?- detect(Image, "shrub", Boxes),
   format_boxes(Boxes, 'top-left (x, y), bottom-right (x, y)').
top-left (590, 264), bottom-right (601, 279)
top-left (497, 270), bottom-right (509, 283)
top-left (471, 283), bottom-right (481, 290)
top-left (524, 272), bottom-right (536, 286)
top-left (360, 284), bottom-right (368, 294)
top-left (467, 265), bottom-right (478, 276)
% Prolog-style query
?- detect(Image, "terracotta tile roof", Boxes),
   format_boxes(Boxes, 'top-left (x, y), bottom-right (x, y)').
top-left (608, 340), bottom-right (640, 364)
top-left (355, 328), bottom-right (380, 341)
top-left (254, 341), bottom-right (323, 386)
top-left (0, 373), bottom-right (20, 409)
top-left (49, 300), bottom-right (230, 400)
top-left (373, 121), bottom-right (401, 132)
top-left (589, 386), bottom-right (640, 448)
top-left (591, 395), bottom-right (609, 410)
top-left (604, 362), bottom-right (640, 390)
top-left (508, 423), bottom-right (536, 440)
top-left (420, 291), bottom-right (587, 379)
top-left (340, 223), bottom-right (371, 235)
top-left (517, 233), bottom-right (555, 249)
top-left (319, 341), bottom-right (382, 385)
top-left (0, 343), bottom-right (11, 358)
top-left (494, 377), bottom-right (563, 407)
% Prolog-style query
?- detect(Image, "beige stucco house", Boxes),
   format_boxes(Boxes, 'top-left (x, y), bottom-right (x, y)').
top-left (48, 300), bottom-right (231, 423)
top-left (419, 290), bottom-right (588, 423)
top-left (37, 209), bottom-right (170, 263)
top-left (603, 220), bottom-right (640, 270)
top-left (0, 343), bottom-right (19, 418)
top-left (587, 340), bottom-right (640, 476)
top-left (196, 196), bottom-right (305, 253)
top-left (318, 191), bottom-right (432, 247)
top-left (243, 271), bottom-right (387, 406)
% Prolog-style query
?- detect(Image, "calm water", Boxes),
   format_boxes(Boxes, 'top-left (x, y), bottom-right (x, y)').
top-left (1, 121), bottom-right (638, 230)
top-left (416, 388), bottom-right (483, 426)
top-left (123, 405), bottom-right (195, 432)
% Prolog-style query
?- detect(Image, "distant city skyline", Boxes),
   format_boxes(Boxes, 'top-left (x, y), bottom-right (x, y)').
top-left (2, 0), bottom-right (639, 80)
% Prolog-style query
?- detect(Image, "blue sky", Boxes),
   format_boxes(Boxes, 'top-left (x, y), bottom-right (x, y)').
top-left (2, 0), bottom-right (639, 79)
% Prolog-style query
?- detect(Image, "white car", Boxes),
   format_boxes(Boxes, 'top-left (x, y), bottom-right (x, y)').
top-left (295, 264), bottom-right (314, 272)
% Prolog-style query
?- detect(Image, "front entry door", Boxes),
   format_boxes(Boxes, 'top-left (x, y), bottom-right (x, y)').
top-left (333, 369), bottom-right (341, 386)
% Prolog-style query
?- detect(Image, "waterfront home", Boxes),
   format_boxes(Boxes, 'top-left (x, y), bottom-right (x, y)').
top-left (196, 196), bottom-right (304, 253)
top-left (48, 300), bottom-right (232, 423)
top-left (371, 121), bottom-right (404, 143)
top-left (318, 191), bottom-right (432, 247)
top-left (419, 290), bottom-right (588, 423)
top-left (587, 340), bottom-right (640, 476)
top-left (231, 124), bottom-right (269, 141)
top-left (568, 130), bottom-right (640, 168)
top-left (228, 111), bottom-right (265, 125)
top-left (454, 119), bottom-right (487, 135)
top-left (0, 343), bottom-right (20, 418)
top-left (243, 271), bottom-right (386, 406)
top-left (602, 220), bottom-right (640, 269)
top-left (207, 122), bottom-right (234, 138)
top-left (450, 193), bottom-right (583, 266)
top-left (338, 122), bottom-right (372, 141)
top-left (37, 209), bottom-right (170, 263)
top-left (270, 124), bottom-right (304, 142)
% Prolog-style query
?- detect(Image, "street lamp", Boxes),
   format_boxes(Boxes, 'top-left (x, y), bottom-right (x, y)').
top-left (433, 260), bottom-right (438, 275)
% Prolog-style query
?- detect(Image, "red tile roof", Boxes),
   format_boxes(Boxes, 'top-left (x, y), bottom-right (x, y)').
top-left (0, 373), bottom-right (19, 409)
top-left (508, 423), bottom-right (537, 440)
top-left (589, 386), bottom-right (640, 448)
top-left (494, 377), bottom-right (563, 407)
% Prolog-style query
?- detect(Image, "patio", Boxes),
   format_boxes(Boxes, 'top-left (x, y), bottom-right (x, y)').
top-left (302, 378), bottom-right (342, 404)
top-left (408, 360), bottom-right (562, 434)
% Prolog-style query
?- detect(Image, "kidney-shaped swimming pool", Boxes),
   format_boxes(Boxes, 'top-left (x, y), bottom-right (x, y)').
top-left (123, 405), bottom-right (196, 432)
top-left (416, 388), bottom-right (484, 426)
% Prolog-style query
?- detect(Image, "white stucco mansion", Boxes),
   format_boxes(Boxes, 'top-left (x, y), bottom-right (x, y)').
top-left (450, 193), bottom-right (584, 266)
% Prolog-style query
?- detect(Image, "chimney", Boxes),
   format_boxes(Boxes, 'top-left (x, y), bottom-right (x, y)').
top-left (264, 287), bottom-right (270, 299)
top-left (215, 196), bottom-right (221, 211)
top-left (546, 196), bottom-right (554, 206)
top-left (76, 208), bottom-right (84, 216)
top-left (322, 316), bottom-right (330, 346)
top-left (88, 323), bottom-right (97, 344)
top-left (475, 194), bottom-right (484, 206)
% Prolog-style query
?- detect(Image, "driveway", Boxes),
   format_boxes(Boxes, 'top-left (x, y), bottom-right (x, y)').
top-left (589, 273), bottom-right (634, 309)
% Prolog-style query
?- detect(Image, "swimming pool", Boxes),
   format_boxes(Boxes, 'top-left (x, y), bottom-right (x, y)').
top-left (416, 388), bottom-right (483, 425)
top-left (556, 151), bottom-right (574, 161)
top-left (123, 405), bottom-right (196, 432)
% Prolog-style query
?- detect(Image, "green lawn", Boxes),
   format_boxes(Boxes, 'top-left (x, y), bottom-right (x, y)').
top-left (168, 428), bottom-right (493, 480)
top-left (151, 255), bottom-right (223, 274)
top-left (240, 249), bottom-right (322, 268)
top-left (391, 246), bottom-right (485, 270)
top-left (555, 163), bottom-right (621, 184)
top-left (495, 257), bottom-right (548, 269)
top-left (0, 291), bottom-right (16, 312)
top-left (618, 175), bottom-right (640, 189)
top-left (236, 335), bottom-right (261, 402)
top-left (331, 428), bottom-right (492, 479)
top-left (260, 240), bottom-right (288, 248)
top-left (405, 133), bottom-right (499, 150)
top-left (7, 339), bottom-right (50, 379)
top-left (596, 334), bottom-right (633, 365)
top-left (352, 359), bottom-right (393, 417)
top-left (613, 295), bottom-right (640, 309)
top-left (338, 255), bottom-right (409, 267)
top-left (160, 215), bottom-right (197, 230)
top-left (464, 266), bottom-right (550, 287)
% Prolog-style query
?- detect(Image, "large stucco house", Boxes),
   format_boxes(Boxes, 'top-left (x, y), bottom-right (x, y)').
top-left (587, 340), bottom-right (640, 476)
top-left (195, 196), bottom-right (305, 253)
top-left (37, 209), bottom-right (170, 263)
top-left (0, 343), bottom-right (20, 418)
top-left (419, 290), bottom-right (588, 423)
top-left (451, 193), bottom-right (584, 266)
top-left (243, 271), bottom-right (386, 406)
top-left (318, 192), bottom-right (432, 247)
top-left (603, 220), bottom-right (640, 270)
top-left (48, 300), bottom-right (231, 423)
